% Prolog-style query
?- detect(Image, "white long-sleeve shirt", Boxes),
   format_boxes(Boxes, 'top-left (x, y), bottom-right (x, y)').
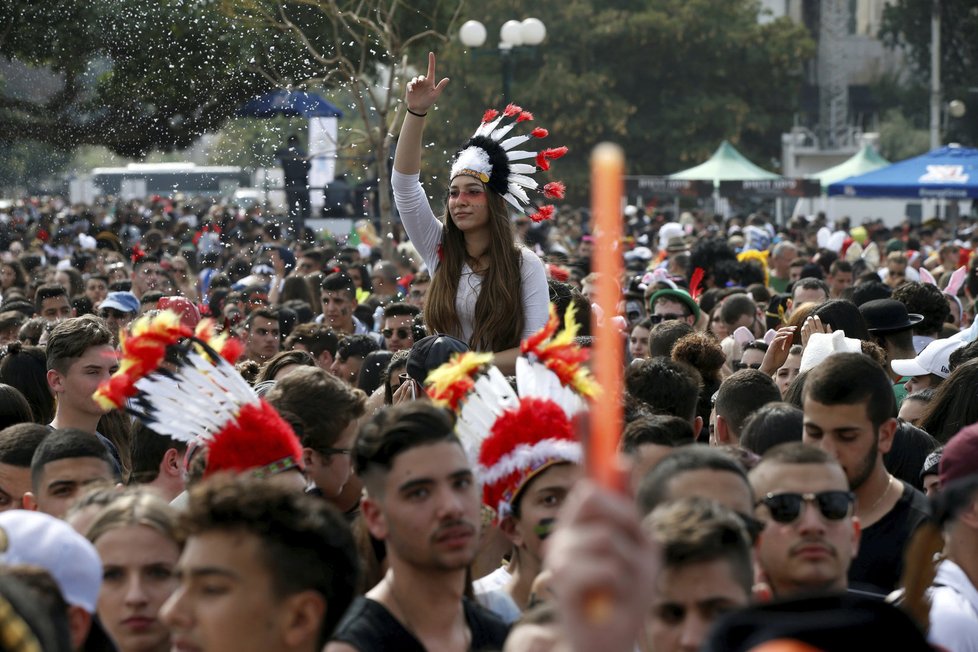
top-left (391, 169), bottom-right (549, 347)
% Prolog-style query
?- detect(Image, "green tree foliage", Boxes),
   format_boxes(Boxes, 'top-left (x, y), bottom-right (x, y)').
top-left (422, 0), bottom-right (813, 202)
top-left (0, 0), bottom-right (317, 157)
top-left (878, 109), bottom-right (930, 160)
top-left (880, 0), bottom-right (978, 145)
top-left (3, 0), bottom-right (813, 203)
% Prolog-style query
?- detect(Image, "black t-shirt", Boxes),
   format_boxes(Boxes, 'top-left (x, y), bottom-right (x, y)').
top-left (331, 595), bottom-right (509, 652)
top-left (847, 480), bottom-right (929, 595)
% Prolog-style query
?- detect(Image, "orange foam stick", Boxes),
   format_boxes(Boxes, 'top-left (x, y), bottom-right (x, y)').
top-left (588, 143), bottom-right (625, 491)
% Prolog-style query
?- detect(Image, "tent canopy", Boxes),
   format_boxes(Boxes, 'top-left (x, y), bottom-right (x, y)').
top-left (670, 140), bottom-right (779, 183)
top-left (236, 90), bottom-right (344, 118)
top-left (827, 145), bottom-right (978, 199)
top-left (809, 145), bottom-right (890, 188)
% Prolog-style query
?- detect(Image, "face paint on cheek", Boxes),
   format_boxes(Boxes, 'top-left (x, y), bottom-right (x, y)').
top-left (533, 517), bottom-right (556, 541)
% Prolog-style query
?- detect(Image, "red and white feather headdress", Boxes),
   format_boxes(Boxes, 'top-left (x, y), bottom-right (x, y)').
top-left (450, 103), bottom-right (568, 223)
top-left (426, 304), bottom-right (597, 522)
top-left (94, 311), bottom-right (303, 479)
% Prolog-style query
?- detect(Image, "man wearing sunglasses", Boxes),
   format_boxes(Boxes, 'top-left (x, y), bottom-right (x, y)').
top-left (802, 353), bottom-right (929, 595)
top-left (646, 288), bottom-right (700, 328)
top-left (749, 443), bottom-right (860, 598)
top-left (381, 302), bottom-right (421, 353)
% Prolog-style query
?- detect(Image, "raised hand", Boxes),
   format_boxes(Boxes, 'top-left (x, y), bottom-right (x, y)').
top-left (544, 481), bottom-right (659, 652)
top-left (800, 314), bottom-right (832, 348)
top-left (405, 51), bottom-right (450, 115)
top-left (759, 326), bottom-right (796, 376)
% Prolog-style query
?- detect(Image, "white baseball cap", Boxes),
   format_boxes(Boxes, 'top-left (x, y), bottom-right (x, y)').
top-left (891, 337), bottom-right (965, 379)
top-left (0, 510), bottom-right (102, 613)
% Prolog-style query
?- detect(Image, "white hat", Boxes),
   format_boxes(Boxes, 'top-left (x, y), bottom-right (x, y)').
top-left (891, 337), bottom-right (965, 379)
top-left (800, 331), bottom-right (863, 373)
top-left (0, 510), bottom-right (102, 613)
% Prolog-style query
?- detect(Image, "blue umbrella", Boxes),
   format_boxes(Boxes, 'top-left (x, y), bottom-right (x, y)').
top-left (236, 90), bottom-right (344, 118)
top-left (827, 145), bottom-right (978, 199)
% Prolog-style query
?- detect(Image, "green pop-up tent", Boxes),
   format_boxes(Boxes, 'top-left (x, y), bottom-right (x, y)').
top-left (809, 145), bottom-right (890, 189)
top-left (670, 140), bottom-right (780, 183)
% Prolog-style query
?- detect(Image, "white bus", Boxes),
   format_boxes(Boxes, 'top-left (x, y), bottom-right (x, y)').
top-left (71, 163), bottom-right (251, 203)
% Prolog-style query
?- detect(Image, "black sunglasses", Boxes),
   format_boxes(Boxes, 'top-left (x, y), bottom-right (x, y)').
top-left (757, 491), bottom-right (855, 524)
top-left (649, 313), bottom-right (686, 325)
top-left (382, 327), bottom-right (411, 340)
top-left (732, 361), bottom-right (762, 371)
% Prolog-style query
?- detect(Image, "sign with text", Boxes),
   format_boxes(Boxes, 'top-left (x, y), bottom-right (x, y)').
top-left (719, 178), bottom-right (821, 198)
top-left (626, 176), bottom-right (714, 198)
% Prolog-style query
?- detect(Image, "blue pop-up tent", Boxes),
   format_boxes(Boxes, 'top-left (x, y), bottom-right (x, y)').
top-left (236, 90), bottom-right (343, 118)
top-left (827, 145), bottom-right (978, 199)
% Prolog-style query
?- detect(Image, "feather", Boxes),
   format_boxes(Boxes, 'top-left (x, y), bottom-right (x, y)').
top-left (543, 181), bottom-right (566, 200)
top-left (491, 122), bottom-right (519, 141)
top-left (690, 267), bottom-right (706, 301)
top-left (204, 401), bottom-right (303, 478)
top-left (499, 135), bottom-right (530, 151)
top-left (529, 205), bottom-right (556, 223)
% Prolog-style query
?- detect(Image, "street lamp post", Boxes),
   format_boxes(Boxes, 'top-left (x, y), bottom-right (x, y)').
top-left (458, 18), bottom-right (547, 104)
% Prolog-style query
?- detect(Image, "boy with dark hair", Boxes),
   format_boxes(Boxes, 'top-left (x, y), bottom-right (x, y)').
top-left (0, 423), bottom-right (48, 511)
top-left (285, 322), bottom-right (340, 369)
top-left (34, 284), bottom-right (73, 323)
top-left (647, 320), bottom-right (694, 358)
top-left (240, 307), bottom-right (281, 363)
top-left (641, 498), bottom-right (754, 652)
top-left (46, 316), bottom-right (118, 433)
top-left (791, 277), bottom-right (830, 311)
top-left (407, 270), bottom-right (430, 309)
top-left (713, 369), bottom-right (782, 447)
top-left (749, 442), bottom-right (860, 598)
top-left (0, 310), bottom-right (26, 344)
top-left (331, 334), bottom-right (379, 385)
top-left (328, 402), bottom-right (508, 651)
top-left (320, 272), bottom-right (365, 335)
top-left (162, 474), bottom-right (359, 652)
top-left (45, 315), bottom-right (123, 468)
top-left (381, 302), bottom-right (422, 353)
top-left (620, 415), bottom-right (695, 489)
top-left (802, 352), bottom-right (929, 594)
top-left (827, 260), bottom-right (854, 299)
top-left (891, 281), bottom-right (950, 350)
top-left (626, 357), bottom-right (703, 432)
top-left (637, 445), bottom-right (755, 518)
top-left (24, 428), bottom-right (118, 517)
top-left (265, 367), bottom-right (366, 501)
top-left (127, 422), bottom-right (188, 502)
top-left (130, 255), bottom-right (163, 298)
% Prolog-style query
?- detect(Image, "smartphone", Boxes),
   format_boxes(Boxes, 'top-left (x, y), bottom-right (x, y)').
top-left (399, 373), bottom-right (416, 400)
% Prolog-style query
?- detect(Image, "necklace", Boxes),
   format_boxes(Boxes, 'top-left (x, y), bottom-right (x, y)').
top-left (866, 474), bottom-right (895, 515)
top-left (388, 577), bottom-right (472, 650)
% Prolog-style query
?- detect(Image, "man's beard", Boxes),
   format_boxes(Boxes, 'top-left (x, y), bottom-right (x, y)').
top-left (849, 434), bottom-right (879, 491)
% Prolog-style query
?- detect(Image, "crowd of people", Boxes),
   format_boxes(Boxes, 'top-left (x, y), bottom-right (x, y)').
top-left (0, 54), bottom-right (976, 651)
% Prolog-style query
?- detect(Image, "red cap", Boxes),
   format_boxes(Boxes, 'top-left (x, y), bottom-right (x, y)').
top-left (940, 424), bottom-right (978, 486)
top-left (158, 296), bottom-right (200, 330)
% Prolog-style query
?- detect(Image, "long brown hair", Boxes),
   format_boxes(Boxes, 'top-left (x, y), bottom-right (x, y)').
top-left (425, 185), bottom-right (524, 351)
